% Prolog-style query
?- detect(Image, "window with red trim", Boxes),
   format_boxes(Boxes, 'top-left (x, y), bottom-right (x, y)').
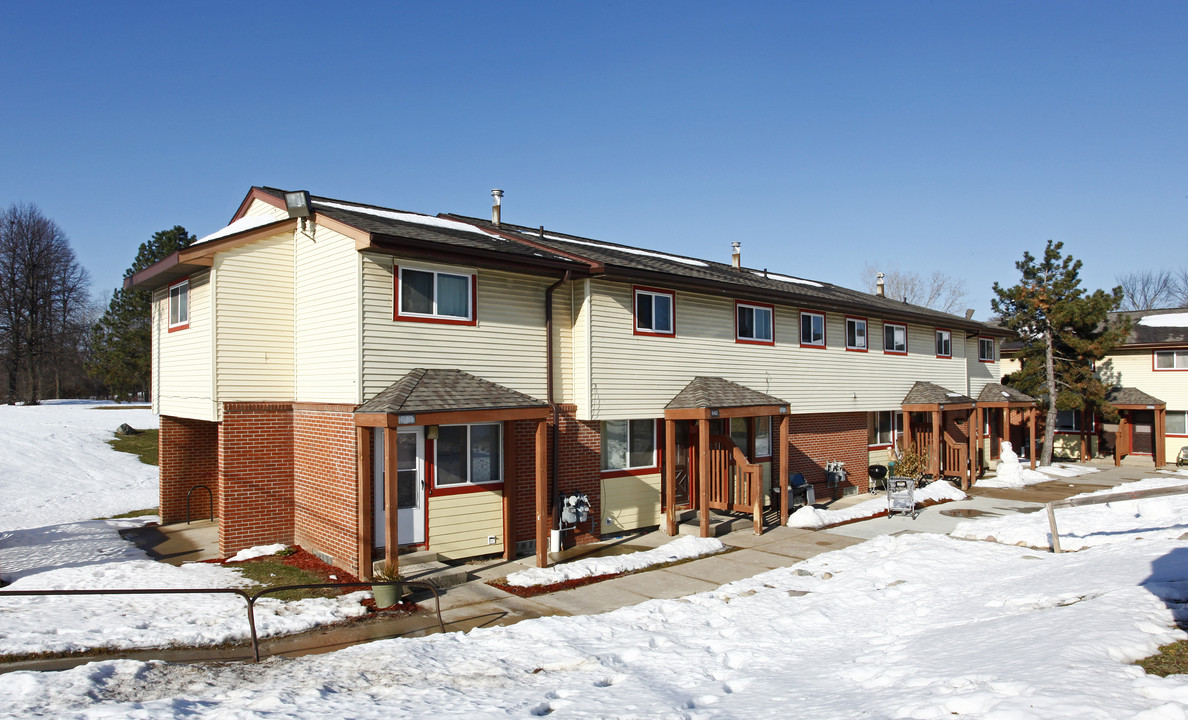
top-left (168, 278), bottom-right (189, 331)
top-left (434, 423), bottom-right (501, 488)
top-left (601, 419), bottom-right (657, 471)
top-left (845, 317), bottom-right (867, 351)
top-left (1168, 410), bottom-right (1187, 436)
top-left (395, 266), bottom-right (477, 325)
top-left (634, 287), bottom-right (674, 336)
top-left (736, 301), bottom-right (774, 344)
top-left (978, 337), bottom-right (995, 362)
top-left (1155, 350), bottom-right (1188, 370)
top-left (800, 311), bottom-right (825, 348)
top-left (883, 323), bottom-right (907, 354)
top-left (935, 329), bottom-right (952, 358)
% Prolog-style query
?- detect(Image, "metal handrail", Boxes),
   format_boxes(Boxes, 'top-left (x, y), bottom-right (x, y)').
top-left (0, 579), bottom-right (447, 663)
top-left (186, 484), bottom-right (214, 524)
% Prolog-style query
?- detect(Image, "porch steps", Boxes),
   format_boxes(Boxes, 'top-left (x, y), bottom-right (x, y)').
top-left (373, 554), bottom-right (471, 591)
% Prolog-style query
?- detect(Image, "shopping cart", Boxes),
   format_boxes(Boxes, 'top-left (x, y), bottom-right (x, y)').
top-left (886, 476), bottom-right (917, 519)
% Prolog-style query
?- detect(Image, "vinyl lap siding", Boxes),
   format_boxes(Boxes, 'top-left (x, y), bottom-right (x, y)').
top-left (243, 198), bottom-right (288, 220)
top-left (1101, 349), bottom-right (1188, 462)
top-left (214, 233), bottom-right (295, 404)
top-left (295, 224), bottom-right (359, 403)
top-left (586, 279), bottom-right (971, 421)
top-left (965, 335), bottom-right (1001, 398)
top-left (155, 271), bottom-right (216, 421)
top-left (601, 472), bottom-right (662, 532)
top-left (427, 490), bottom-right (503, 559)
top-left (360, 253), bottom-right (551, 402)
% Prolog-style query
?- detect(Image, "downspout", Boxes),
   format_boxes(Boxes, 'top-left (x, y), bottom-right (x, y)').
top-left (545, 262), bottom-right (573, 531)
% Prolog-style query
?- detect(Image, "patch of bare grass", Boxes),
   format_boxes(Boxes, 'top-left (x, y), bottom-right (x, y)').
top-left (1138, 639), bottom-right (1188, 677)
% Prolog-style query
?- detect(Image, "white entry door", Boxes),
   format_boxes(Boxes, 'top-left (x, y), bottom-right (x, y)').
top-left (372, 427), bottom-right (426, 547)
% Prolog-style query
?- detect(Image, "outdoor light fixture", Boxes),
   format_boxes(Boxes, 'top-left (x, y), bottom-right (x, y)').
top-left (284, 190), bottom-right (312, 219)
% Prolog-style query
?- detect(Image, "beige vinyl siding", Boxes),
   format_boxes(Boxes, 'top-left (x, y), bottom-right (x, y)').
top-left (243, 198), bottom-right (288, 220)
top-left (552, 280), bottom-right (575, 406)
top-left (427, 490), bottom-right (503, 559)
top-left (294, 223), bottom-right (360, 403)
top-left (1100, 350), bottom-right (1188, 410)
top-left (360, 253), bottom-right (551, 401)
top-left (601, 472), bottom-right (662, 532)
top-left (571, 280), bottom-right (592, 412)
top-left (214, 233), bottom-right (295, 404)
top-left (584, 279), bottom-right (971, 420)
top-left (966, 335), bottom-right (1001, 398)
top-left (155, 271), bottom-right (216, 421)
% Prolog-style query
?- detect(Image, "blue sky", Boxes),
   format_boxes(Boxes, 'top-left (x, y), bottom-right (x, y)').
top-left (1, 2), bottom-right (1184, 316)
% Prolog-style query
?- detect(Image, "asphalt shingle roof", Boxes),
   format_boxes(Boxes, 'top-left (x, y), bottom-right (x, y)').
top-left (976, 383), bottom-right (1036, 404)
top-left (1109, 308), bottom-right (1188, 346)
top-left (1106, 386), bottom-right (1165, 407)
top-left (665, 376), bottom-right (788, 410)
top-left (356, 368), bottom-right (548, 414)
top-left (902, 381), bottom-right (974, 406)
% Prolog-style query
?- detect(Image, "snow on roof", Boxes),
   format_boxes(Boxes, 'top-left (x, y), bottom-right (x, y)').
top-left (1138, 312), bottom-right (1188, 328)
top-left (194, 214), bottom-right (283, 246)
top-left (541, 233), bottom-right (708, 267)
top-left (751, 270), bottom-right (823, 288)
top-left (315, 200), bottom-right (505, 240)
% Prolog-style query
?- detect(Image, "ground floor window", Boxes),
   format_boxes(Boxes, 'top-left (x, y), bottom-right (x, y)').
top-left (435, 423), bottom-right (501, 486)
top-left (869, 410), bottom-right (903, 447)
top-left (726, 416), bottom-right (771, 458)
top-left (1168, 410), bottom-right (1187, 436)
top-left (602, 419), bottom-right (657, 471)
top-left (1054, 410), bottom-right (1085, 433)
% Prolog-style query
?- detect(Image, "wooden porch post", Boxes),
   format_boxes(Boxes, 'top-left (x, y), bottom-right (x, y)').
top-left (903, 411), bottom-right (913, 454)
top-left (699, 418), bottom-right (710, 538)
top-left (665, 418), bottom-right (677, 535)
top-left (931, 410), bottom-right (942, 478)
top-left (356, 427), bottom-right (372, 580)
top-left (779, 414), bottom-right (790, 525)
top-left (1115, 413), bottom-right (1126, 466)
top-left (1028, 409), bottom-right (1037, 470)
top-left (1156, 408), bottom-right (1166, 468)
top-left (967, 409), bottom-right (977, 489)
top-left (502, 421), bottom-right (516, 561)
top-left (1080, 408), bottom-right (1090, 461)
top-left (534, 419), bottom-right (549, 568)
top-left (384, 426), bottom-right (399, 572)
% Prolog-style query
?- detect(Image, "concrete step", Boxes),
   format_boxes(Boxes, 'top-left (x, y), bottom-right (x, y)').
top-left (398, 561), bottom-right (471, 590)
top-left (677, 513), bottom-right (751, 537)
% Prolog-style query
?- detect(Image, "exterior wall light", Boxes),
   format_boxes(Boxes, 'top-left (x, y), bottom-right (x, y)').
top-left (284, 190), bottom-right (312, 219)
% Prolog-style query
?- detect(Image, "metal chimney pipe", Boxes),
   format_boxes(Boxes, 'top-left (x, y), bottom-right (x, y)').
top-left (491, 189), bottom-right (503, 227)
top-left (876, 272), bottom-right (885, 297)
top-left (731, 242), bottom-right (741, 269)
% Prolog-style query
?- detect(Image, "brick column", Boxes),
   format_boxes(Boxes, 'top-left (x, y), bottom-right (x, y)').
top-left (158, 415), bottom-right (219, 524)
top-left (292, 405), bottom-right (360, 576)
top-left (218, 402), bottom-right (295, 557)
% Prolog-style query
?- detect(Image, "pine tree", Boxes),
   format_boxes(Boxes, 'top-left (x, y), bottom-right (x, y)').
top-left (88, 226), bottom-right (196, 400)
top-left (991, 240), bottom-right (1129, 465)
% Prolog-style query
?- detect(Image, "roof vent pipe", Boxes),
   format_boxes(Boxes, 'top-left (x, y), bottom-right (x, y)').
top-left (965, 309), bottom-right (975, 320)
top-left (731, 242), bottom-right (741, 269)
top-left (876, 272), bottom-right (885, 297)
top-left (491, 189), bottom-right (503, 227)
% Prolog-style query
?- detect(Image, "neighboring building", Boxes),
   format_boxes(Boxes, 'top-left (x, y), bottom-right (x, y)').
top-left (128, 187), bottom-right (1014, 577)
top-left (1001, 308), bottom-right (1186, 467)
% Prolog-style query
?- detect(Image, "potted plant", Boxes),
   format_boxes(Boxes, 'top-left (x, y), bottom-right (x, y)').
top-left (370, 561), bottom-right (403, 608)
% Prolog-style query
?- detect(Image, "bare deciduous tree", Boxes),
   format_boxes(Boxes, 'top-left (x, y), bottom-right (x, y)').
top-left (859, 262), bottom-right (969, 314)
top-left (1116, 269), bottom-right (1181, 311)
top-left (0, 203), bottom-right (91, 404)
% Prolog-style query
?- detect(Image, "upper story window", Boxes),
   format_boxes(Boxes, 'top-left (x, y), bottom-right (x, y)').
top-left (435, 423), bottom-right (501, 487)
top-left (168, 278), bottom-right (189, 332)
top-left (935, 329), bottom-right (952, 358)
top-left (601, 419), bottom-right (657, 471)
top-left (978, 337), bottom-right (995, 362)
top-left (634, 287), bottom-right (674, 337)
top-left (845, 317), bottom-right (867, 351)
top-left (800, 311), bottom-right (825, 348)
top-left (1168, 410), bottom-right (1187, 436)
top-left (1155, 350), bottom-right (1188, 370)
top-left (396, 266), bottom-right (476, 325)
top-left (736, 301), bottom-right (774, 344)
top-left (883, 323), bottom-right (907, 355)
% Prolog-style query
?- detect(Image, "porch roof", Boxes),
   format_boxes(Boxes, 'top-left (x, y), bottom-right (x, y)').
top-left (902, 381), bottom-right (975, 411)
top-left (664, 376), bottom-right (789, 419)
top-left (1106, 386), bottom-right (1166, 409)
top-left (976, 383), bottom-right (1037, 406)
top-left (355, 368), bottom-right (550, 426)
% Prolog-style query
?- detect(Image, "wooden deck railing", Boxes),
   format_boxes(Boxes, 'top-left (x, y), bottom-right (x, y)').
top-left (707, 435), bottom-right (764, 534)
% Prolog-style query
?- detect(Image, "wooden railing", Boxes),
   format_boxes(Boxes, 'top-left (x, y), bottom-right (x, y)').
top-left (707, 435), bottom-right (764, 534)
top-left (943, 441), bottom-right (967, 480)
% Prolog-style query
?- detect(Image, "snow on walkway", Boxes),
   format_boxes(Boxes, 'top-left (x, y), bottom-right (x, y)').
top-left (506, 536), bottom-right (724, 587)
top-left (952, 476), bottom-right (1188, 550)
top-left (788, 479), bottom-right (966, 529)
top-left (5, 532), bottom-right (1187, 718)
top-left (0, 401), bottom-right (159, 531)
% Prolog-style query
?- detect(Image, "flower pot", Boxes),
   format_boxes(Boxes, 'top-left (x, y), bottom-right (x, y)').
top-left (371, 581), bottom-right (402, 608)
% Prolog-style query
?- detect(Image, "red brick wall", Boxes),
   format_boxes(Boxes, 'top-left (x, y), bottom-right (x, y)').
top-left (785, 412), bottom-right (870, 495)
top-left (217, 402), bottom-right (295, 557)
top-left (292, 407), bottom-right (360, 576)
top-left (158, 416), bottom-right (219, 524)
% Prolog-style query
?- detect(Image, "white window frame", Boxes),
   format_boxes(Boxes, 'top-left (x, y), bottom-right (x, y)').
top-left (634, 288), bottom-right (675, 336)
top-left (433, 422), bottom-right (502, 487)
top-left (168, 279), bottom-right (189, 329)
top-left (936, 329), bottom-right (952, 358)
top-left (1155, 350), bottom-right (1188, 370)
top-left (800, 311), bottom-right (825, 347)
top-left (736, 301), bottom-right (774, 343)
top-left (869, 410), bottom-right (903, 447)
top-left (601, 419), bottom-right (657, 471)
top-left (883, 322), bottom-right (907, 354)
top-left (978, 337), bottom-right (995, 362)
top-left (397, 266), bottom-right (474, 322)
top-left (1168, 410), bottom-right (1188, 436)
top-left (845, 317), bottom-right (867, 351)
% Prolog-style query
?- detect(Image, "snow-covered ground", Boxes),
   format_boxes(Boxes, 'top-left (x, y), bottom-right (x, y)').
top-left (0, 400), bottom-right (159, 531)
top-left (787, 479), bottom-right (966, 529)
top-left (506, 537), bottom-right (725, 587)
top-left (3, 402), bottom-right (1188, 718)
